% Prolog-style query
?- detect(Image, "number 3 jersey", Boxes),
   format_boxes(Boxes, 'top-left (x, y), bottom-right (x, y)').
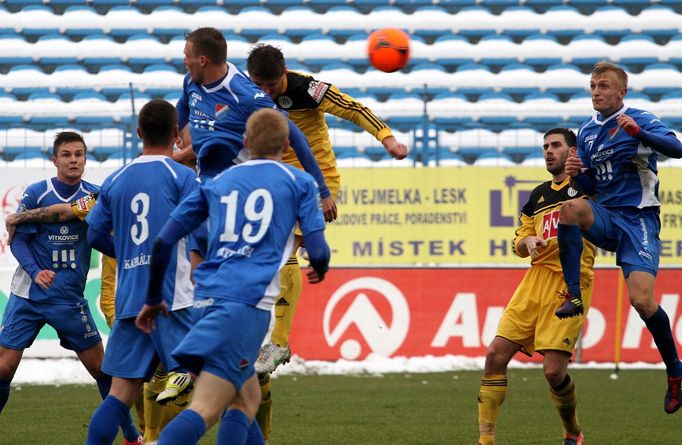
top-left (11, 178), bottom-right (99, 302)
top-left (86, 155), bottom-right (199, 319)
top-left (577, 106), bottom-right (675, 208)
top-left (170, 159), bottom-right (326, 310)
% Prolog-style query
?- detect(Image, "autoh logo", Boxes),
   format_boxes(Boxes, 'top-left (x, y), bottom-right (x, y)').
top-left (323, 277), bottom-right (410, 360)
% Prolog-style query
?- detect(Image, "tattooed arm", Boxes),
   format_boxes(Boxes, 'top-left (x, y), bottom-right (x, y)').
top-left (5, 203), bottom-right (74, 242)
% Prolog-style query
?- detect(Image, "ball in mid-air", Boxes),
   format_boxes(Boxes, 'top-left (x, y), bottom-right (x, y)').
top-left (367, 28), bottom-right (411, 73)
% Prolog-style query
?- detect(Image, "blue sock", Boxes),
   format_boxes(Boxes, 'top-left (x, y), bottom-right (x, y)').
top-left (245, 419), bottom-right (265, 445)
top-left (558, 223), bottom-right (583, 298)
top-left (0, 379), bottom-right (11, 414)
top-left (643, 306), bottom-right (682, 377)
top-left (94, 376), bottom-right (139, 442)
top-left (86, 395), bottom-right (129, 445)
top-left (217, 409), bottom-right (250, 445)
top-left (158, 409), bottom-right (205, 445)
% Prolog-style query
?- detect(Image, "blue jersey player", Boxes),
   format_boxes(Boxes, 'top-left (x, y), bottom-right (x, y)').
top-left (85, 100), bottom-right (199, 445)
top-left (0, 132), bottom-right (141, 443)
top-left (136, 108), bottom-right (330, 445)
top-left (173, 27), bottom-right (337, 222)
top-left (556, 62), bottom-right (682, 415)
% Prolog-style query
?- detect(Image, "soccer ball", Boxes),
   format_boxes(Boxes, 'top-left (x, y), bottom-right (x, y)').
top-left (367, 28), bottom-right (411, 73)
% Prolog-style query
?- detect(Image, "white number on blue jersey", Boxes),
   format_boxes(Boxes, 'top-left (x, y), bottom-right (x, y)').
top-left (130, 192), bottom-right (150, 245)
top-left (595, 160), bottom-right (613, 182)
top-left (220, 189), bottom-right (273, 244)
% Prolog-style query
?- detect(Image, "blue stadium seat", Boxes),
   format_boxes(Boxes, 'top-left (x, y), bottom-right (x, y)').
top-left (568, 34), bottom-right (607, 66)
top-left (0, 34), bottom-right (32, 65)
top-left (523, 0), bottom-right (562, 10)
top-left (19, 6), bottom-right (60, 37)
top-left (411, 7), bottom-right (452, 38)
top-left (63, 6), bottom-right (102, 37)
top-left (567, 0), bottom-right (608, 11)
top-left (126, 34), bottom-right (167, 65)
top-left (668, 36), bottom-right (682, 66)
top-left (53, 65), bottom-right (93, 96)
top-left (81, 35), bottom-right (121, 66)
top-left (0, 93), bottom-right (23, 125)
top-left (136, 0), bottom-right (175, 7)
top-left (72, 92), bottom-right (115, 125)
top-left (267, 0), bottom-right (305, 6)
top-left (325, 7), bottom-right (365, 38)
top-left (236, 7), bottom-right (277, 39)
top-left (456, 147), bottom-right (498, 164)
top-left (618, 35), bottom-right (660, 67)
top-left (25, 93), bottom-right (70, 127)
top-left (6, 65), bottom-right (49, 96)
top-left (545, 64), bottom-right (587, 96)
top-left (99, 65), bottom-right (135, 96)
top-left (393, 0), bottom-right (435, 7)
top-left (363, 145), bottom-right (387, 161)
top-left (639, 6), bottom-right (679, 38)
top-left (500, 7), bottom-right (541, 38)
top-left (478, 35), bottom-right (518, 67)
top-left (477, 93), bottom-right (518, 127)
top-left (91, 0), bottom-right (130, 6)
top-left (499, 64), bottom-right (541, 95)
top-left (35, 34), bottom-right (79, 66)
top-left (452, 63), bottom-right (494, 95)
top-left (407, 63), bottom-right (451, 96)
top-left (590, 6), bottom-right (632, 38)
top-left (151, 6), bottom-right (191, 37)
top-left (481, 0), bottom-right (521, 8)
top-left (473, 150), bottom-right (516, 165)
top-left (457, 7), bottom-right (495, 38)
top-left (108, 6), bottom-right (148, 37)
top-left (544, 6), bottom-right (583, 38)
top-left (297, 34), bottom-right (335, 66)
top-left (432, 35), bottom-right (475, 67)
top-left (521, 35), bottom-right (562, 67)
top-left (11, 151), bottom-right (49, 161)
top-left (140, 64), bottom-right (180, 96)
top-left (640, 63), bottom-right (682, 96)
top-left (438, 0), bottom-right (476, 8)
top-left (5, 0), bottom-right (43, 7)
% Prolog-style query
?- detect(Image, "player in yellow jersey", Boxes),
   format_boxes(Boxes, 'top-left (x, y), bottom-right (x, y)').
top-left (246, 44), bottom-right (408, 442)
top-left (5, 193), bottom-right (190, 445)
top-left (476, 129), bottom-right (593, 445)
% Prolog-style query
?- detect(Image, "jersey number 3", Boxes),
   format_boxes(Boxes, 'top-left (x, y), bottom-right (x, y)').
top-left (220, 189), bottom-right (273, 244)
top-left (130, 192), bottom-right (150, 245)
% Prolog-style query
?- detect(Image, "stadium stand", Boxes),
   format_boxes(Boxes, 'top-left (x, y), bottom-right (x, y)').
top-left (1, 1), bottom-right (682, 164)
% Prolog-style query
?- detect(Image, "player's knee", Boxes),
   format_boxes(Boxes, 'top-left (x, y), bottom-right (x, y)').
top-left (543, 364), bottom-right (566, 387)
top-left (630, 295), bottom-right (657, 318)
top-left (558, 199), bottom-right (584, 224)
top-left (0, 361), bottom-right (17, 381)
top-left (483, 344), bottom-right (508, 374)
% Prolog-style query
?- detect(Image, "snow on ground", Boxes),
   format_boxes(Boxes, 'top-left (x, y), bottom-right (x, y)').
top-left (13, 354), bottom-right (666, 385)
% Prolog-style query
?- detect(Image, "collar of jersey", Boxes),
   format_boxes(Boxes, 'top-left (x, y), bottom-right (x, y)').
top-left (593, 104), bottom-right (628, 126)
top-left (550, 176), bottom-right (570, 191)
top-left (201, 62), bottom-right (238, 93)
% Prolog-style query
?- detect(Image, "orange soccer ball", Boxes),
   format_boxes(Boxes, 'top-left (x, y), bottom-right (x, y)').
top-left (367, 28), bottom-right (411, 73)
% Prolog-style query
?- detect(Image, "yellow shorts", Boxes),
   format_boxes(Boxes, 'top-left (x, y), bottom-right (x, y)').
top-left (295, 168), bottom-right (340, 237)
top-left (496, 266), bottom-right (593, 356)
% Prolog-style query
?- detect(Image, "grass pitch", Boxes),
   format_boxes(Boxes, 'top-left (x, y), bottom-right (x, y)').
top-left (0, 369), bottom-right (678, 444)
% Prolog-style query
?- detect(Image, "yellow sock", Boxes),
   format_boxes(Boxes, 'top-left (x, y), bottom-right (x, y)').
top-left (143, 369), bottom-right (167, 442)
top-left (549, 375), bottom-right (580, 437)
top-left (478, 374), bottom-right (507, 445)
top-left (133, 391), bottom-right (145, 435)
top-left (271, 257), bottom-right (302, 347)
top-left (256, 373), bottom-right (273, 441)
top-left (160, 394), bottom-right (189, 429)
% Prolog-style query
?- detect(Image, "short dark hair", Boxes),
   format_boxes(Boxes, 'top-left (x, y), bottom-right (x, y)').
top-left (138, 99), bottom-right (178, 147)
top-left (185, 27), bottom-right (227, 65)
top-left (247, 44), bottom-right (285, 80)
top-left (53, 131), bottom-right (86, 157)
top-left (543, 128), bottom-right (577, 147)
top-left (592, 61), bottom-right (628, 89)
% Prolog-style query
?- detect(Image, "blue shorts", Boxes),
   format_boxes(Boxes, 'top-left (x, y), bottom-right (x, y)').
top-left (583, 203), bottom-right (660, 277)
top-left (103, 308), bottom-right (197, 380)
top-left (172, 299), bottom-right (270, 391)
top-left (0, 295), bottom-right (101, 352)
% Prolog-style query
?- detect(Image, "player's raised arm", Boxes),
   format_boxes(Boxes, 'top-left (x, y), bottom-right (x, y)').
top-left (617, 113), bottom-right (682, 158)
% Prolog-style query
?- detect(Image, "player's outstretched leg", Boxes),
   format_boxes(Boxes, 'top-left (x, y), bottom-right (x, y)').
top-left (477, 375), bottom-right (507, 445)
top-left (641, 305), bottom-right (682, 413)
top-left (556, 223), bottom-right (584, 319)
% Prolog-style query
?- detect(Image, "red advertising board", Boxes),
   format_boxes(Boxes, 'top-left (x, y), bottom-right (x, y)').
top-left (290, 268), bottom-right (682, 363)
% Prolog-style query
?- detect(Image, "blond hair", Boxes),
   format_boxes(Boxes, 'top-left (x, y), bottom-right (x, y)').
top-left (246, 108), bottom-right (289, 156)
top-left (592, 61), bottom-right (628, 89)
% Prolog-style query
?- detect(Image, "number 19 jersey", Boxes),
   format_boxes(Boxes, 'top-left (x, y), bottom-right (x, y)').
top-left (170, 159), bottom-right (326, 310)
top-left (86, 155), bottom-right (199, 319)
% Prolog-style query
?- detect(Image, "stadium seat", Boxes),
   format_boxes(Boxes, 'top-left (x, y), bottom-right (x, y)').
top-left (567, 34), bottom-right (610, 66)
top-left (520, 150), bottom-right (545, 166)
top-left (497, 64), bottom-right (541, 95)
top-left (476, 93), bottom-right (519, 127)
top-left (0, 93), bottom-right (23, 125)
top-left (403, 63), bottom-right (451, 96)
top-left (617, 35), bottom-right (661, 67)
top-left (233, 7), bottom-right (277, 39)
top-left (324, 7), bottom-right (365, 38)
top-left (477, 35), bottom-right (519, 67)
top-left (519, 92), bottom-right (564, 127)
top-left (150, 6), bottom-right (192, 37)
top-left (24, 92), bottom-right (70, 127)
top-left (53, 65), bottom-right (94, 96)
top-left (544, 64), bottom-right (589, 96)
top-left (662, 35), bottom-right (682, 66)
top-left (523, 0), bottom-right (562, 11)
top-left (428, 35), bottom-right (476, 67)
top-left (335, 150), bottom-right (375, 167)
top-left (637, 6), bottom-right (679, 38)
top-left (98, 65), bottom-right (136, 97)
top-left (589, 6), bottom-right (634, 38)
top-left (453, 6), bottom-right (496, 38)
top-left (543, 6), bottom-right (585, 38)
top-left (62, 6), bottom-right (103, 37)
top-left (138, 64), bottom-right (182, 96)
top-left (107, 6), bottom-right (150, 37)
top-left (411, 6), bottom-right (453, 38)
top-left (451, 64), bottom-right (495, 95)
top-left (433, 150), bottom-right (467, 167)
top-left (520, 35), bottom-right (562, 67)
top-left (4, 0), bottom-right (43, 7)
top-left (34, 34), bottom-right (79, 66)
top-left (80, 35), bottom-right (122, 66)
top-left (430, 93), bottom-right (474, 130)
top-left (0, 34), bottom-right (33, 65)
top-left (635, 63), bottom-right (682, 96)
top-left (125, 34), bottom-right (167, 66)
top-left (17, 6), bottom-right (60, 37)
top-left (91, 0), bottom-right (130, 6)
top-left (71, 92), bottom-right (116, 126)
top-left (280, 7), bottom-right (324, 38)
top-left (473, 150), bottom-right (516, 166)
top-left (499, 6), bottom-right (541, 38)
top-left (4, 65), bottom-right (48, 96)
